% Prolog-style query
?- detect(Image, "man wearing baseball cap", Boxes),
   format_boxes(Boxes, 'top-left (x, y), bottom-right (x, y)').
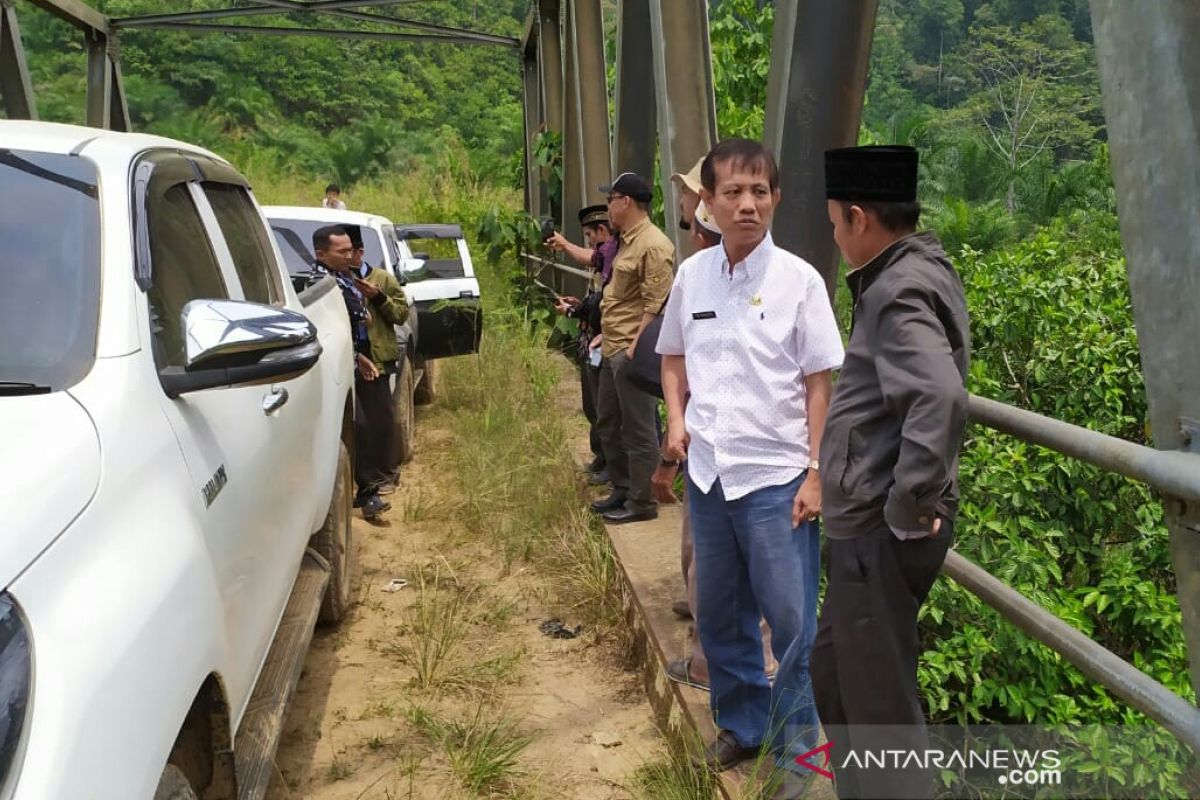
top-left (591, 171), bottom-right (675, 524)
top-left (813, 145), bottom-right (970, 798)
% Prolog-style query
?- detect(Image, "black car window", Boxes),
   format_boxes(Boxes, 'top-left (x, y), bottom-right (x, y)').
top-left (203, 183), bottom-right (282, 306)
top-left (269, 219), bottom-right (386, 275)
top-left (145, 183), bottom-right (228, 368)
top-left (0, 150), bottom-right (100, 392)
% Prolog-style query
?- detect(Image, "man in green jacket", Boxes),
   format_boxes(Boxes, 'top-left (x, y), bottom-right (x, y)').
top-left (348, 229), bottom-right (410, 495)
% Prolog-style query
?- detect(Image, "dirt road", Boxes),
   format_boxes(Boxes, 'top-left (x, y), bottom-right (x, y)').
top-left (267, 377), bottom-right (662, 799)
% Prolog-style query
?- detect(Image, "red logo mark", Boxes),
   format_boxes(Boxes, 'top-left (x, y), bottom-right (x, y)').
top-left (794, 741), bottom-right (835, 780)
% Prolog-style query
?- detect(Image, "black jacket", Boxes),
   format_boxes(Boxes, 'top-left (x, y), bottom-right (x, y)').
top-left (820, 232), bottom-right (971, 539)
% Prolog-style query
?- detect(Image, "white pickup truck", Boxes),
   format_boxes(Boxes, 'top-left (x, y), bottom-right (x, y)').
top-left (264, 206), bottom-right (423, 463)
top-left (0, 121), bottom-right (357, 799)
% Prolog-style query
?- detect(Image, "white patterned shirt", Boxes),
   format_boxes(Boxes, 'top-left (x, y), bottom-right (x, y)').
top-left (656, 233), bottom-right (844, 500)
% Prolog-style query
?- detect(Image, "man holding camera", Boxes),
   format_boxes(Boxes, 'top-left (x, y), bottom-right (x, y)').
top-left (547, 205), bottom-right (618, 480)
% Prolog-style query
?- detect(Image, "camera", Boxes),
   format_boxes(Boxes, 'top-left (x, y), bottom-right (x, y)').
top-left (540, 217), bottom-right (556, 242)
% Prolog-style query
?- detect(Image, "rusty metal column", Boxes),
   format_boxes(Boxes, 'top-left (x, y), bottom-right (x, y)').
top-left (560, 0), bottom-right (583, 248)
top-left (521, 7), bottom-right (543, 219)
top-left (85, 31), bottom-right (112, 128)
top-left (0, 0), bottom-right (36, 120)
top-left (649, 0), bottom-right (717, 256)
top-left (1091, 0), bottom-right (1200, 698)
top-left (568, 0), bottom-right (610, 210)
top-left (613, 0), bottom-right (655, 180)
top-left (537, 0), bottom-right (563, 224)
top-left (764, 0), bottom-right (876, 296)
top-left (107, 46), bottom-right (130, 131)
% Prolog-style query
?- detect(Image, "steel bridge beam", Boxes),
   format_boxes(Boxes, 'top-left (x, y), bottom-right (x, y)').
top-left (568, 0), bottom-right (610, 213)
top-left (521, 5), bottom-right (544, 220)
top-left (612, 0), bottom-right (655, 181)
top-left (114, 0), bottom-right (428, 27)
top-left (114, 0), bottom-right (516, 47)
top-left (84, 29), bottom-right (129, 131)
top-left (120, 21), bottom-right (511, 48)
top-left (560, 0), bottom-right (583, 245)
top-left (764, 0), bottom-right (877, 296)
top-left (26, 0), bottom-right (105, 31)
top-left (1091, 0), bottom-right (1200, 699)
top-left (0, 0), bottom-right (36, 119)
top-left (649, 0), bottom-right (717, 257)
top-left (537, 0), bottom-right (563, 224)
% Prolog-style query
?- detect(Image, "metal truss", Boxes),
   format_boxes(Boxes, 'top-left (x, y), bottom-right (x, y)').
top-left (524, 0), bottom-right (1200, 755)
top-left (0, 0), bottom-right (516, 132)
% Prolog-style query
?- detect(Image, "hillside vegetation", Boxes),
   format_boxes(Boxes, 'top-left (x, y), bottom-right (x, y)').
top-left (12, 1), bottom-right (1194, 794)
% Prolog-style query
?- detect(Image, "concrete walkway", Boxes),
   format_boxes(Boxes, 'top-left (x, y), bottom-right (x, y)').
top-left (603, 504), bottom-right (836, 800)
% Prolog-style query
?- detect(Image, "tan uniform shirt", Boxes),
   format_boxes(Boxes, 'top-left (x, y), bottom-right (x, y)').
top-left (600, 216), bottom-right (675, 358)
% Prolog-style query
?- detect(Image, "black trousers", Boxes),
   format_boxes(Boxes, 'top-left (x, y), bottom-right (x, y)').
top-left (595, 351), bottom-right (659, 513)
top-left (811, 521), bottom-right (954, 800)
top-left (579, 362), bottom-right (604, 465)
top-left (354, 371), bottom-right (395, 497)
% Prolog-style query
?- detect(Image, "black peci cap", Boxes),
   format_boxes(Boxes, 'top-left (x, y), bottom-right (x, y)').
top-left (599, 172), bottom-right (653, 203)
top-left (825, 146), bottom-right (919, 203)
top-left (578, 204), bottom-right (609, 227)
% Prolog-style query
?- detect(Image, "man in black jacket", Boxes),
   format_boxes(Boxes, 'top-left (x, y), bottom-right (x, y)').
top-left (812, 146), bottom-right (970, 799)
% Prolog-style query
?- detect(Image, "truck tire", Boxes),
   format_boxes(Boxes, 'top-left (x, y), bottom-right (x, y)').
top-left (315, 443), bottom-right (355, 625)
top-left (393, 360), bottom-right (416, 464)
top-left (154, 766), bottom-right (199, 800)
top-left (413, 357), bottom-right (438, 406)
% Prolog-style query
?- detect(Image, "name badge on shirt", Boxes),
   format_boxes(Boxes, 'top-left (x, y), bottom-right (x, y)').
top-left (692, 310), bottom-right (717, 320)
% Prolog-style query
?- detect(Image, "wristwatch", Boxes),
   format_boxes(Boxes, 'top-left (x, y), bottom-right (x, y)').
top-left (660, 457), bottom-right (681, 468)
top-left (809, 459), bottom-right (820, 471)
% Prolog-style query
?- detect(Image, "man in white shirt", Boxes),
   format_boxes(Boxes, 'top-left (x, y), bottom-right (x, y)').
top-left (322, 183), bottom-right (347, 210)
top-left (658, 139), bottom-right (845, 776)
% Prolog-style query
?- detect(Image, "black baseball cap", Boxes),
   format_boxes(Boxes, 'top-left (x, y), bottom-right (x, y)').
top-left (599, 172), bottom-right (653, 202)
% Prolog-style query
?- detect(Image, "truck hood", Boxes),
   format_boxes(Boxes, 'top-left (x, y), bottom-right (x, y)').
top-left (0, 392), bottom-right (100, 588)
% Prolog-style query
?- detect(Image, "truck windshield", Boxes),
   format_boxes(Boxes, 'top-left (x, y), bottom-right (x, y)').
top-left (0, 150), bottom-right (100, 393)
top-left (268, 219), bottom-right (387, 275)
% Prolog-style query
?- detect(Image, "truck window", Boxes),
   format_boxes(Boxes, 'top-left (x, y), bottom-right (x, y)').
top-left (0, 150), bottom-right (100, 392)
top-left (269, 219), bottom-right (386, 275)
top-left (146, 183), bottom-right (229, 368)
top-left (203, 183), bottom-right (283, 306)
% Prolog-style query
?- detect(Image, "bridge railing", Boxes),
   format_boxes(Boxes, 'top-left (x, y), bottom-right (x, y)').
top-left (526, 253), bottom-right (1200, 751)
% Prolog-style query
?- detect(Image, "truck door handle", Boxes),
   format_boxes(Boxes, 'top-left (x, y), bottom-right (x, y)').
top-left (262, 387), bottom-right (289, 414)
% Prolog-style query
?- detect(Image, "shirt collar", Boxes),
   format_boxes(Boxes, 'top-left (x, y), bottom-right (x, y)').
top-left (718, 232), bottom-right (774, 276)
top-left (619, 216), bottom-right (651, 245)
top-left (845, 231), bottom-right (924, 301)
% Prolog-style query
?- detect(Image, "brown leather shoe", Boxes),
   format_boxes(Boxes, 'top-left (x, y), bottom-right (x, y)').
top-left (693, 729), bottom-right (757, 772)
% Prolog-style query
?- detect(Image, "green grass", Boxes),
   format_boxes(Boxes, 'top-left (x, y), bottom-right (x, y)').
top-left (391, 566), bottom-right (476, 691)
top-left (437, 259), bottom-right (627, 636)
top-left (406, 702), bottom-right (535, 796)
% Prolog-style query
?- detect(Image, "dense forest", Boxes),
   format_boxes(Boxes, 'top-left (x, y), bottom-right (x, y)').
top-left (13, 0), bottom-right (1194, 794)
top-left (15, 0), bottom-right (528, 185)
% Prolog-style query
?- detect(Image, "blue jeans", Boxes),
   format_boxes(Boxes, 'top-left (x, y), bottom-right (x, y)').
top-left (688, 473), bottom-right (821, 763)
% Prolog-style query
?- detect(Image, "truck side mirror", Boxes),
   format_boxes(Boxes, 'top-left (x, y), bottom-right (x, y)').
top-left (159, 299), bottom-right (322, 398)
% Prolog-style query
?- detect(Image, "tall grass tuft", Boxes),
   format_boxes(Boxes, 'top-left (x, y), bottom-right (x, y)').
top-left (437, 256), bottom-right (626, 633)
top-left (407, 701), bottom-right (535, 796)
top-left (393, 566), bottom-right (475, 691)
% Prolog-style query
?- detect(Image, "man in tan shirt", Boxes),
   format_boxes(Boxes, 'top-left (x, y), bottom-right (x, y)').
top-left (591, 172), bottom-right (675, 523)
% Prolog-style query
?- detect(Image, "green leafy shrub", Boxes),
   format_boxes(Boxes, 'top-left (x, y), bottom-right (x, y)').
top-left (919, 212), bottom-right (1197, 796)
